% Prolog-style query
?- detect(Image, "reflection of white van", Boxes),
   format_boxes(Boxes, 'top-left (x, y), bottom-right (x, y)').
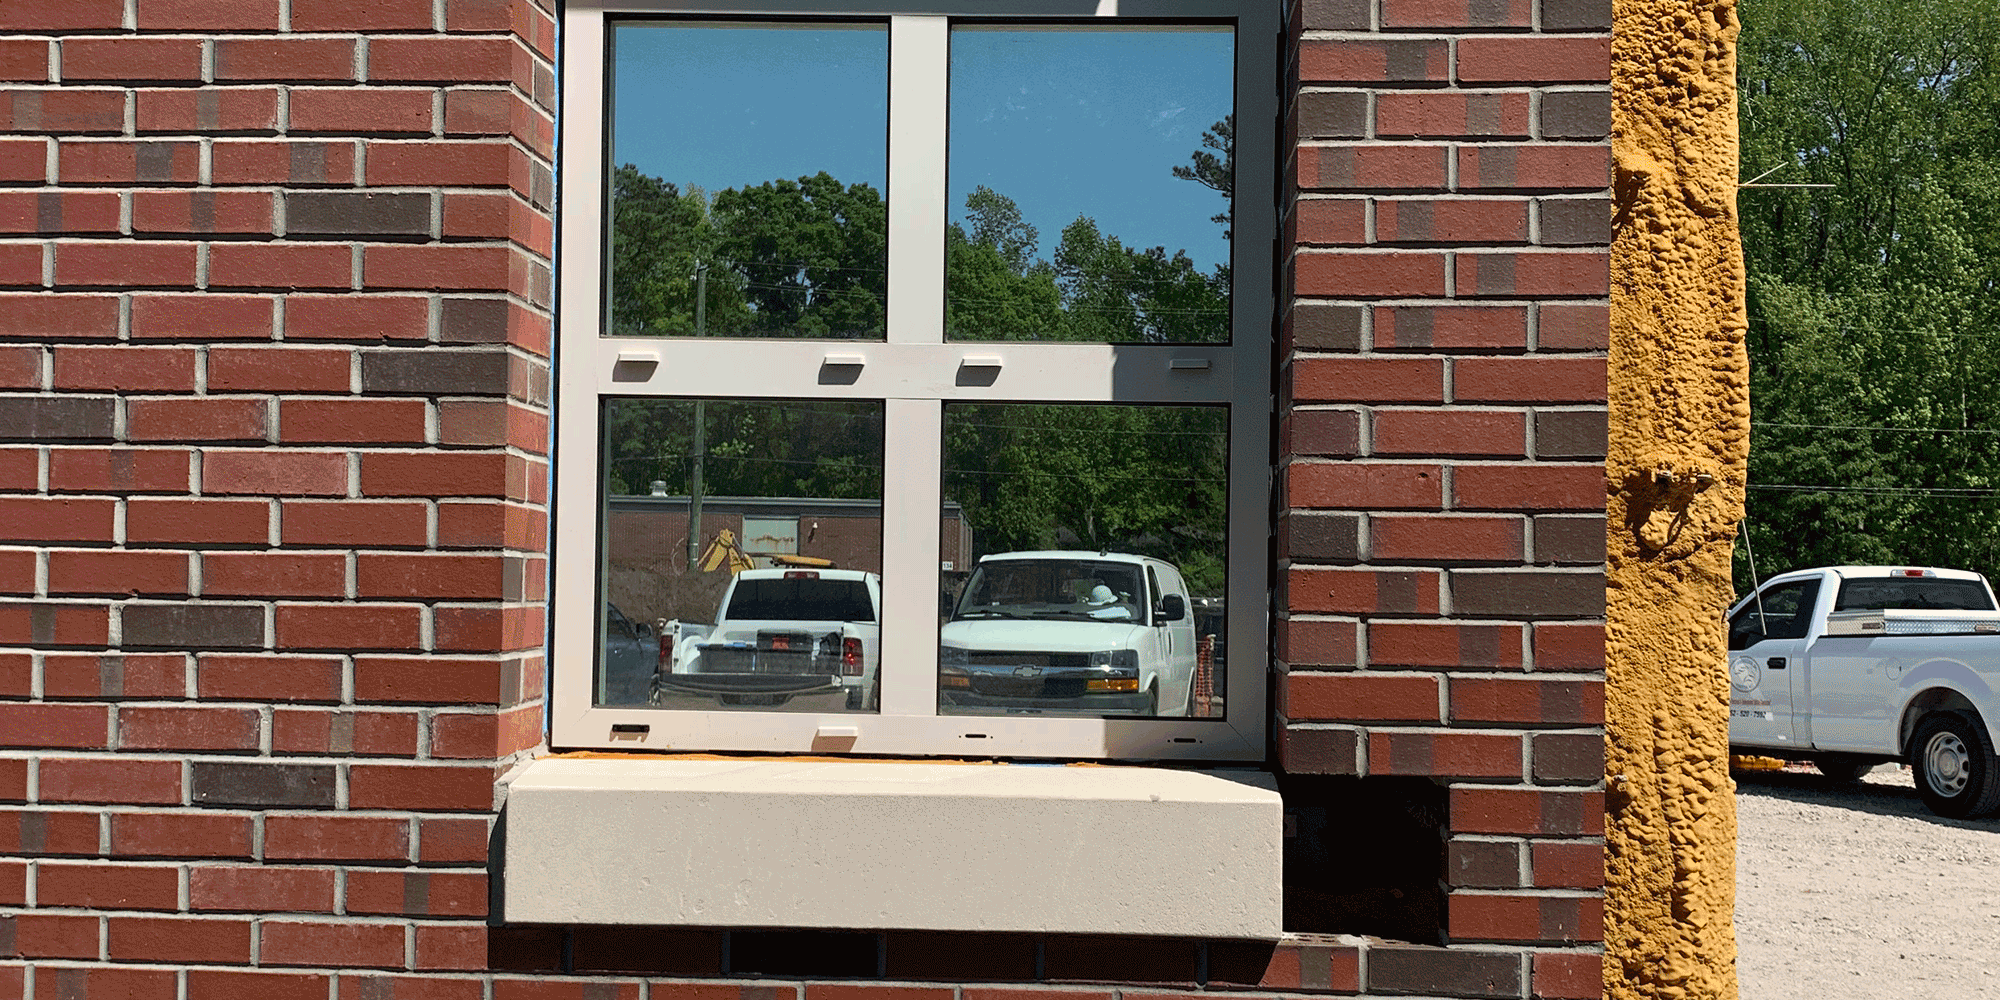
top-left (939, 551), bottom-right (1199, 717)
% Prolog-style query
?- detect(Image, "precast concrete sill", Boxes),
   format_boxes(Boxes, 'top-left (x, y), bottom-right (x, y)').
top-left (500, 756), bottom-right (1282, 939)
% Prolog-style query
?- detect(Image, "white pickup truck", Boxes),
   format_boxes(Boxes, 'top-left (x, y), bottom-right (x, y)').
top-left (1727, 565), bottom-right (2000, 817)
top-left (654, 567), bottom-right (881, 713)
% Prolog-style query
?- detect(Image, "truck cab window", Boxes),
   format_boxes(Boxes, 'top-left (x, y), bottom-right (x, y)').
top-left (1728, 579), bottom-right (1821, 649)
top-left (1834, 577), bottom-right (1996, 612)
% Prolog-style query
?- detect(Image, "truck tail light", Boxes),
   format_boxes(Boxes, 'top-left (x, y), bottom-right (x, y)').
top-left (658, 633), bottom-right (673, 668)
top-left (842, 637), bottom-right (863, 675)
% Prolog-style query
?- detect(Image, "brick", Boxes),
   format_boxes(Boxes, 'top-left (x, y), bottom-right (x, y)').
top-left (126, 398), bottom-right (270, 442)
top-left (0, 602), bottom-right (108, 646)
top-left (119, 705), bottom-right (260, 751)
top-left (1452, 464), bottom-right (1605, 512)
top-left (1, 48), bottom-right (51, 82)
top-left (437, 500), bottom-right (543, 551)
top-left (1299, 144), bottom-right (1448, 192)
top-left (1373, 410), bottom-right (1526, 457)
top-left (131, 191), bottom-right (276, 238)
top-left (1533, 839), bottom-right (1603, 889)
top-left (57, 241), bottom-right (200, 291)
top-left (369, 36), bottom-right (516, 82)
top-left (350, 763), bottom-right (496, 811)
top-left (493, 982), bottom-right (643, 1000)
top-left (1450, 893), bottom-right (1601, 944)
top-left (1287, 567), bottom-right (1440, 615)
top-left (30, 967), bottom-right (179, 1000)
top-left (0, 190), bottom-right (120, 233)
top-left (0, 807), bottom-right (100, 854)
top-left (210, 243), bottom-right (353, 291)
top-left (58, 141), bottom-right (200, 185)
top-left (122, 603), bottom-right (264, 649)
top-left (204, 346), bottom-right (348, 393)
top-left (1284, 409), bottom-right (1361, 459)
top-left (135, 0), bottom-right (281, 29)
top-left (41, 652), bottom-right (187, 699)
top-left (284, 294), bottom-right (430, 341)
top-left (1534, 622), bottom-right (1603, 670)
top-left (202, 551), bottom-right (347, 598)
top-left (1292, 198), bottom-right (1365, 246)
top-left (282, 398), bottom-right (429, 445)
top-left (1378, 198), bottom-right (1529, 245)
top-left (0, 293), bottom-right (118, 338)
top-left (191, 865), bottom-right (338, 913)
top-left (416, 922), bottom-right (506, 972)
top-left (1457, 252), bottom-right (1611, 298)
top-left (191, 761), bottom-right (337, 807)
top-left (433, 604), bottom-right (541, 653)
top-left (129, 294), bottom-right (276, 341)
top-left (273, 708), bottom-right (420, 756)
top-left (419, 817), bottom-right (490, 864)
top-left (7, 912), bottom-right (99, 958)
top-left (0, 399), bottom-right (114, 443)
top-left (38, 861), bottom-right (181, 909)
top-left (364, 244), bottom-right (515, 291)
top-left (1295, 91), bottom-right (1367, 140)
top-left (1533, 732), bottom-right (1604, 784)
top-left (430, 711), bottom-right (499, 758)
top-left (1299, 39), bottom-right (1448, 83)
top-left (47, 549), bottom-right (190, 596)
top-left (4, 89), bottom-right (126, 133)
top-left (1288, 461), bottom-right (1442, 509)
top-left (111, 811), bottom-right (254, 858)
top-left (1459, 36), bottom-right (1610, 83)
top-left (1377, 92), bottom-right (1530, 139)
top-left (0, 241), bottom-right (42, 286)
top-left (1294, 250), bottom-right (1447, 298)
top-left (0, 138), bottom-right (46, 182)
top-left (211, 140), bottom-right (358, 186)
top-left (353, 656), bottom-right (509, 704)
top-left (1452, 787), bottom-right (1603, 836)
top-left (1459, 145), bottom-right (1612, 192)
top-left (1539, 303), bottom-right (1609, 351)
top-left (339, 976), bottom-right (488, 1000)
top-left (64, 38), bottom-right (203, 81)
top-left (1536, 410), bottom-right (1608, 459)
top-left (197, 654), bottom-right (341, 702)
top-left (0, 447), bottom-right (34, 490)
top-left (275, 603), bottom-right (423, 651)
top-left (215, 38), bottom-right (357, 81)
top-left (1292, 357), bottom-right (1443, 403)
top-left (127, 498), bottom-right (270, 545)
top-left (347, 870), bottom-right (488, 917)
top-left (1369, 730), bottom-right (1523, 778)
top-left (1280, 510), bottom-right (1359, 561)
top-left (361, 348), bottom-right (510, 395)
top-left (201, 449), bottom-right (349, 497)
top-left (1542, 90), bottom-right (1611, 139)
top-left (1285, 672), bottom-right (1438, 721)
top-left (0, 345), bottom-right (36, 387)
top-left (1452, 570), bottom-right (1604, 618)
top-left (108, 915), bottom-right (255, 963)
top-left (1452, 676), bottom-right (1601, 725)
top-left (39, 758), bottom-right (181, 805)
top-left (365, 141), bottom-right (514, 188)
top-left (1368, 943), bottom-right (1523, 996)
top-left (52, 346), bottom-right (195, 391)
top-left (1540, 198), bottom-right (1611, 246)
top-left (289, 191), bottom-right (432, 238)
top-left (442, 191), bottom-right (520, 240)
top-left (280, 499), bottom-right (428, 547)
top-left (1278, 725), bottom-right (1359, 775)
top-left (294, 0), bottom-right (435, 30)
top-left (186, 971), bottom-right (332, 1000)
top-left (264, 813), bottom-right (410, 862)
top-left (359, 553), bottom-right (513, 600)
top-left (442, 399), bottom-right (544, 449)
top-left (0, 549), bottom-right (29, 592)
top-left (1371, 514), bottom-right (1523, 561)
top-left (1535, 515), bottom-right (1606, 563)
top-left (1532, 951), bottom-right (1604, 1000)
top-left (1447, 839), bottom-right (1523, 888)
top-left (291, 88), bottom-right (434, 134)
top-left (1370, 622), bottom-right (1526, 669)
top-left (362, 452), bottom-right (510, 498)
top-left (0, 703), bottom-right (106, 748)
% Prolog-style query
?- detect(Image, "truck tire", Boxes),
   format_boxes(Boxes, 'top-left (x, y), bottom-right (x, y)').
top-left (1912, 712), bottom-right (2000, 819)
top-left (1812, 754), bottom-right (1874, 784)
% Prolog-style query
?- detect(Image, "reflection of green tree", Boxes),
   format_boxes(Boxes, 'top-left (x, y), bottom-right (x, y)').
top-left (604, 399), bottom-right (881, 501)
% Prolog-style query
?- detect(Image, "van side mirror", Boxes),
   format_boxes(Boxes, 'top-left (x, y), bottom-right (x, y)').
top-left (1159, 594), bottom-right (1187, 622)
top-left (635, 621), bottom-right (654, 640)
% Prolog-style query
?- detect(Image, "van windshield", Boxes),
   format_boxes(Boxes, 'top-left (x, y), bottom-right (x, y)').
top-left (1834, 577), bottom-right (1995, 612)
top-left (954, 560), bottom-right (1146, 623)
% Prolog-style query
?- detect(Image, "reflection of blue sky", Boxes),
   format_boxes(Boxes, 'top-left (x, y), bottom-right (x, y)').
top-left (610, 21), bottom-right (1233, 271)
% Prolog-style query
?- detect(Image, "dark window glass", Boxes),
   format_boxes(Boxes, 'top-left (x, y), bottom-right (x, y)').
top-left (725, 578), bottom-right (877, 622)
top-left (1728, 579), bottom-right (1821, 648)
top-left (1834, 578), bottom-right (1995, 611)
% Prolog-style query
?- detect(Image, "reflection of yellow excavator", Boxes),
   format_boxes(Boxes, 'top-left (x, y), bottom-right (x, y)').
top-left (696, 529), bottom-right (756, 574)
top-left (769, 554), bottom-right (836, 569)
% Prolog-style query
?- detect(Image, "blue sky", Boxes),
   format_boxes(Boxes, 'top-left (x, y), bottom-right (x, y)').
top-left (611, 22), bottom-right (1234, 271)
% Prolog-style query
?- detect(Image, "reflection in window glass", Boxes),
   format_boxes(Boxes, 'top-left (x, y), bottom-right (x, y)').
top-left (608, 22), bottom-right (888, 340)
top-left (939, 404), bottom-right (1228, 718)
top-left (597, 398), bottom-right (888, 713)
top-left (946, 26), bottom-right (1233, 343)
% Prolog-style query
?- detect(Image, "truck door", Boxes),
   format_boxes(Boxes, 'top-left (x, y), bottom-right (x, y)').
top-left (1727, 576), bottom-right (1822, 748)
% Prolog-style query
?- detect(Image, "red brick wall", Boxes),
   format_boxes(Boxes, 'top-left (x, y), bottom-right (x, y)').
top-left (0, 0), bottom-right (1607, 997)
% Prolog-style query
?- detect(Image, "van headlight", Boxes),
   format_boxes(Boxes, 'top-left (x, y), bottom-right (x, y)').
top-left (941, 645), bottom-right (969, 667)
top-left (1088, 649), bottom-right (1139, 670)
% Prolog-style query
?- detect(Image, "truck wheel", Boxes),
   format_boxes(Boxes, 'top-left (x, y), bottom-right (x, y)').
top-left (1813, 754), bottom-right (1873, 784)
top-left (1912, 713), bottom-right (2000, 818)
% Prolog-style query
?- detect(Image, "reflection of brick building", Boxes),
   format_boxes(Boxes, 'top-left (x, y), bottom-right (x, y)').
top-left (605, 494), bottom-right (970, 626)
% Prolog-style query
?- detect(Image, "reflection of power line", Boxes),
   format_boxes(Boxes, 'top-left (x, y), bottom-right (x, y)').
top-left (1751, 484), bottom-right (2000, 496)
top-left (1755, 422), bottom-right (2000, 435)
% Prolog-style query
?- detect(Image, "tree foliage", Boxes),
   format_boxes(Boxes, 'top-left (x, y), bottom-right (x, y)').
top-left (1736, 0), bottom-right (2000, 588)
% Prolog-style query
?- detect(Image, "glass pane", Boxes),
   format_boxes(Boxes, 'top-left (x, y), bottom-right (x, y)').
top-left (607, 22), bottom-right (888, 340)
top-left (598, 398), bottom-right (886, 713)
top-left (946, 25), bottom-right (1234, 343)
top-left (939, 404), bottom-right (1228, 718)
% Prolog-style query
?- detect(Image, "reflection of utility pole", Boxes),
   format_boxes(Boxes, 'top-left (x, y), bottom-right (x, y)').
top-left (687, 262), bottom-right (708, 567)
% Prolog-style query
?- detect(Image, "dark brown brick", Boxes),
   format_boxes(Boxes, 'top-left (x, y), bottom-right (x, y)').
top-left (439, 297), bottom-right (508, 343)
top-left (1541, 0), bottom-right (1612, 31)
top-left (1539, 198), bottom-right (1610, 246)
top-left (1532, 732), bottom-right (1604, 784)
top-left (0, 398), bottom-right (115, 441)
top-left (1450, 571), bottom-right (1604, 618)
top-left (287, 191), bottom-right (431, 238)
top-left (1299, 0), bottom-right (1370, 28)
top-left (567, 927), bottom-right (723, 975)
top-left (1448, 839), bottom-right (1523, 888)
top-left (1541, 91), bottom-right (1610, 139)
top-left (360, 349), bottom-right (509, 395)
top-left (1288, 409), bottom-right (1361, 457)
top-left (1280, 725), bottom-right (1360, 775)
top-left (1535, 410), bottom-right (1607, 459)
top-left (190, 762), bottom-right (337, 808)
top-left (1534, 516), bottom-right (1605, 565)
top-left (1289, 303), bottom-right (1363, 351)
top-left (1283, 512), bottom-right (1360, 561)
top-left (884, 932), bottom-right (1038, 981)
top-left (1044, 935), bottom-right (1197, 984)
top-left (121, 604), bottom-right (264, 649)
top-left (1366, 943), bottom-right (1523, 997)
top-left (1296, 91), bottom-right (1367, 139)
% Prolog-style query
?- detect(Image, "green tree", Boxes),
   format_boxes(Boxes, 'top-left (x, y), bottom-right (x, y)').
top-left (608, 165), bottom-right (747, 337)
top-left (1171, 114), bottom-right (1233, 236)
top-left (711, 171), bottom-right (887, 338)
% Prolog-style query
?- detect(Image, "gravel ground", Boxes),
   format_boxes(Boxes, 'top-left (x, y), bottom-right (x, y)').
top-left (1735, 764), bottom-right (2000, 999)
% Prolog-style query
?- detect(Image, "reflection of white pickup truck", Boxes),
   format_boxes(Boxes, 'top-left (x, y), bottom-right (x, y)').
top-left (1727, 565), bottom-right (2000, 817)
top-left (939, 550), bottom-right (1199, 717)
top-left (656, 568), bottom-right (880, 712)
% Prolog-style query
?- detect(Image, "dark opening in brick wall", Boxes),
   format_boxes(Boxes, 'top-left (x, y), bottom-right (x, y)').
top-left (1281, 775), bottom-right (1447, 942)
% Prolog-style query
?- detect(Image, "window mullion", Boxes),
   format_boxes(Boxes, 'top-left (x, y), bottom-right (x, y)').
top-left (885, 14), bottom-right (948, 348)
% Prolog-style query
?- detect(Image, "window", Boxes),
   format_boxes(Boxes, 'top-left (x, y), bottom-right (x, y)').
top-left (1728, 578), bottom-right (1822, 649)
top-left (554, 0), bottom-right (1276, 759)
